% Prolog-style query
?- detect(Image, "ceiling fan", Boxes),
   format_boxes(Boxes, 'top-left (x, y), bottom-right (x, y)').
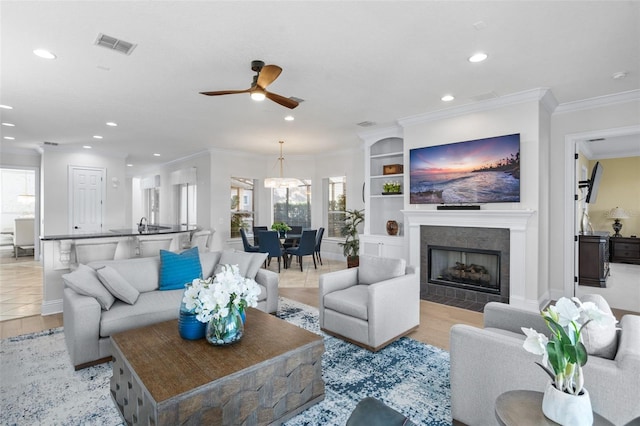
top-left (200, 60), bottom-right (299, 109)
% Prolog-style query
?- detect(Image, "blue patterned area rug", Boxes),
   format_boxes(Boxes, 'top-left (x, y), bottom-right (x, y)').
top-left (0, 298), bottom-right (451, 425)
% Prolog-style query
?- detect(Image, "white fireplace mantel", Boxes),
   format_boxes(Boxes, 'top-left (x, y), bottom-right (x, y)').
top-left (402, 209), bottom-right (537, 311)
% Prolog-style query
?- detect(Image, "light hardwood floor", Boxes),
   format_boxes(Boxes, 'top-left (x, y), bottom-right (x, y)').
top-left (0, 254), bottom-right (484, 350)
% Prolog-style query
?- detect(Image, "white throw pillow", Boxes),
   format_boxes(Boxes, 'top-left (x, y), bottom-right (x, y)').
top-left (96, 265), bottom-right (140, 305)
top-left (580, 294), bottom-right (618, 360)
top-left (62, 264), bottom-right (115, 310)
top-left (358, 254), bottom-right (406, 285)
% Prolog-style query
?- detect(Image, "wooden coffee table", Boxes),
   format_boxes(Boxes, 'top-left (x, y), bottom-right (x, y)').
top-left (110, 308), bottom-right (325, 425)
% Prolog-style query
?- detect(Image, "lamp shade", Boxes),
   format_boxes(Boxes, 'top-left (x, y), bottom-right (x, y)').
top-left (607, 207), bottom-right (629, 219)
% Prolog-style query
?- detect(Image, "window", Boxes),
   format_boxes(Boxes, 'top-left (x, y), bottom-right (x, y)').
top-left (145, 188), bottom-right (159, 225)
top-left (327, 176), bottom-right (346, 238)
top-left (273, 180), bottom-right (311, 228)
top-left (231, 177), bottom-right (255, 238)
top-left (177, 183), bottom-right (197, 226)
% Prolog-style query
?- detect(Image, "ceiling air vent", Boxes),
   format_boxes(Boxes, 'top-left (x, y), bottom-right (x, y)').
top-left (43, 141), bottom-right (59, 146)
top-left (95, 33), bottom-right (137, 55)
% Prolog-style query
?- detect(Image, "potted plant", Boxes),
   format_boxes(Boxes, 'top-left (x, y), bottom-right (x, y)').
top-left (271, 222), bottom-right (291, 238)
top-left (521, 297), bottom-right (617, 425)
top-left (338, 209), bottom-right (364, 268)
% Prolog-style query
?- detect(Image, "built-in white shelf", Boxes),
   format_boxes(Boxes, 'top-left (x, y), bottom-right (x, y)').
top-left (371, 173), bottom-right (403, 179)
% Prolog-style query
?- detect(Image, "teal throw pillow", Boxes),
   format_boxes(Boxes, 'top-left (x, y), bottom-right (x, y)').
top-left (159, 247), bottom-right (202, 290)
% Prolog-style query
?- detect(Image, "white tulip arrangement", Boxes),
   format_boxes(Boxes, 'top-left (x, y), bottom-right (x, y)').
top-left (521, 297), bottom-right (617, 395)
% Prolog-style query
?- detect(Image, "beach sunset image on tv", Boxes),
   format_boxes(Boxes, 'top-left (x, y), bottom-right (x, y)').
top-left (410, 133), bottom-right (520, 204)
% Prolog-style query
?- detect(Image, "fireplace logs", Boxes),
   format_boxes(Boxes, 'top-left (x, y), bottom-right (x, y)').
top-left (443, 262), bottom-right (491, 285)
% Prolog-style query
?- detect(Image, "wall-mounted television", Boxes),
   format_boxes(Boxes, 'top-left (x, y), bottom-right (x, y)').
top-left (579, 161), bottom-right (603, 204)
top-left (410, 133), bottom-right (520, 204)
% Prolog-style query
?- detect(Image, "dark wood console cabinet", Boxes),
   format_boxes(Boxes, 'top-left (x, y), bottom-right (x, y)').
top-left (609, 237), bottom-right (640, 265)
top-left (578, 232), bottom-right (609, 287)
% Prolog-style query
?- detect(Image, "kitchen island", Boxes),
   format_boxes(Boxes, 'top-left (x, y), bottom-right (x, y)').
top-left (40, 225), bottom-right (196, 315)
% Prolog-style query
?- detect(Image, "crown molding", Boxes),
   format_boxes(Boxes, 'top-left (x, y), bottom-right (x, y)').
top-left (554, 89), bottom-right (640, 114)
top-left (398, 88), bottom-right (552, 127)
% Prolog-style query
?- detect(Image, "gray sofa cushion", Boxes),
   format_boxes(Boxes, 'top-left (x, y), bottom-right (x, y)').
top-left (324, 285), bottom-right (369, 320)
top-left (99, 289), bottom-right (183, 337)
top-left (215, 249), bottom-right (267, 279)
top-left (200, 251), bottom-right (222, 279)
top-left (63, 264), bottom-right (115, 310)
top-left (96, 265), bottom-right (140, 305)
top-left (88, 257), bottom-right (161, 293)
top-left (358, 254), bottom-right (406, 285)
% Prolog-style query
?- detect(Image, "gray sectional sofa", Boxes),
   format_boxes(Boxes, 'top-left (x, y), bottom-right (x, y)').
top-left (63, 250), bottom-right (278, 369)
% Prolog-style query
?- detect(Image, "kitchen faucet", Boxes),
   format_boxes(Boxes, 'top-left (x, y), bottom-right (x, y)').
top-left (138, 217), bottom-right (148, 233)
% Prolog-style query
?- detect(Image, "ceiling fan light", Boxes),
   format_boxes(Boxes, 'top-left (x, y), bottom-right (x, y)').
top-left (250, 91), bottom-right (266, 101)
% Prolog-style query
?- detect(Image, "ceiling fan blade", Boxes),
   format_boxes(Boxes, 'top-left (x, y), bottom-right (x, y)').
top-left (257, 65), bottom-right (282, 89)
top-left (265, 91), bottom-right (299, 109)
top-left (199, 89), bottom-right (251, 96)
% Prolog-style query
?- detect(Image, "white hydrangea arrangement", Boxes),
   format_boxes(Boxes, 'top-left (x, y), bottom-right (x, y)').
top-left (182, 264), bottom-right (261, 323)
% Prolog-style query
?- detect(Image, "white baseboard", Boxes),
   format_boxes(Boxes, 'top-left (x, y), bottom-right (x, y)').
top-left (42, 299), bottom-right (62, 316)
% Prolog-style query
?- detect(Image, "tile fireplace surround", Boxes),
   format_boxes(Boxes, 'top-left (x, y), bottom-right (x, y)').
top-left (403, 209), bottom-right (536, 312)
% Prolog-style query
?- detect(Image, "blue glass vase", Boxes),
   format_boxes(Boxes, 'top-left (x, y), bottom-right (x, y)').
top-left (205, 305), bottom-right (244, 346)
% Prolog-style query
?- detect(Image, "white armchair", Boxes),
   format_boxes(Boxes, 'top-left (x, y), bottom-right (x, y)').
top-left (319, 254), bottom-right (419, 351)
top-left (13, 217), bottom-right (34, 259)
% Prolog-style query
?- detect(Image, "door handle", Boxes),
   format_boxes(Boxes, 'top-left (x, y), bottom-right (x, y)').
top-left (74, 226), bottom-right (79, 229)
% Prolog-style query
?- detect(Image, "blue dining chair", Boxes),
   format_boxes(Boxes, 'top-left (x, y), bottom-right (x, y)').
top-left (258, 231), bottom-right (287, 272)
top-left (285, 229), bottom-right (317, 271)
top-left (282, 225), bottom-right (303, 249)
top-left (314, 227), bottom-right (325, 265)
top-left (252, 226), bottom-right (268, 246)
top-left (240, 228), bottom-right (260, 252)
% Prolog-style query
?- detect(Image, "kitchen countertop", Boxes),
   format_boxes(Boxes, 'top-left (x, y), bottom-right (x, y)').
top-left (41, 224), bottom-right (196, 241)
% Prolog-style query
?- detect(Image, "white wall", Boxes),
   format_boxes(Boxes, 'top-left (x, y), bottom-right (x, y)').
top-left (401, 99), bottom-right (546, 303)
top-left (40, 148), bottom-right (127, 235)
top-left (549, 97), bottom-right (640, 300)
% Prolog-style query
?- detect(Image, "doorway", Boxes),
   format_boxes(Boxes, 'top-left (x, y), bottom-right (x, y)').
top-left (68, 166), bottom-right (105, 233)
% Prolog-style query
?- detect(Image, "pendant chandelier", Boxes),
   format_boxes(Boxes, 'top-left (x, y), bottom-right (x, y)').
top-left (264, 141), bottom-right (304, 188)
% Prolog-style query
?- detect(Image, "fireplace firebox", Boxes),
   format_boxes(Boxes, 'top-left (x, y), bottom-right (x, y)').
top-left (428, 246), bottom-right (501, 294)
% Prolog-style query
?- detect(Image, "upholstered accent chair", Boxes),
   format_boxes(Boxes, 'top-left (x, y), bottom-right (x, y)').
top-left (450, 296), bottom-right (640, 426)
top-left (252, 226), bottom-right (268, 246)
top-left (319, 254), bottom-right (419, 351)
top-left (13, 217), bottom-right (34, 259)
top-left (240, 228), bottom-right (260, 253)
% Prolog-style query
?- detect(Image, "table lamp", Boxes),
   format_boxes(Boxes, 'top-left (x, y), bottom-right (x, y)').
top-left (607, 207), bottom-right (629, 237)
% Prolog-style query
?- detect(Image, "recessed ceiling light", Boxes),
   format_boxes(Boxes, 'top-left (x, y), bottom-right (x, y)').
top-left (468, 52), bottom-right (488, 63)
top-left (93, 135), bottom-right (103, 139)
top-left (126, 164), bottom-right (133, 167)
top-left (153, 153), bottom-right (161, 157)
top-left (441, 95), bottom-right (455, 102)
top-left (284, 115), bottom-right (295, 121)
top-left (4, 136), bottom-right (15, 140)
top-left (33, 49), bottom-right (56, 59)
top-left (83, 145), bottom-right (92, 149)
top-left (0, 104), bottom-right (13, 110)
top-left (2, 122), bottom-right (15, 127)
top-left (106, 122), bottom-right (118, 127)
top-left (612, 71), bottom-right (627, 80)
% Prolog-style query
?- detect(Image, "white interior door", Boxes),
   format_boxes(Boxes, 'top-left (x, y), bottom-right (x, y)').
top-left (70, 166), bottom-right (104, 233)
